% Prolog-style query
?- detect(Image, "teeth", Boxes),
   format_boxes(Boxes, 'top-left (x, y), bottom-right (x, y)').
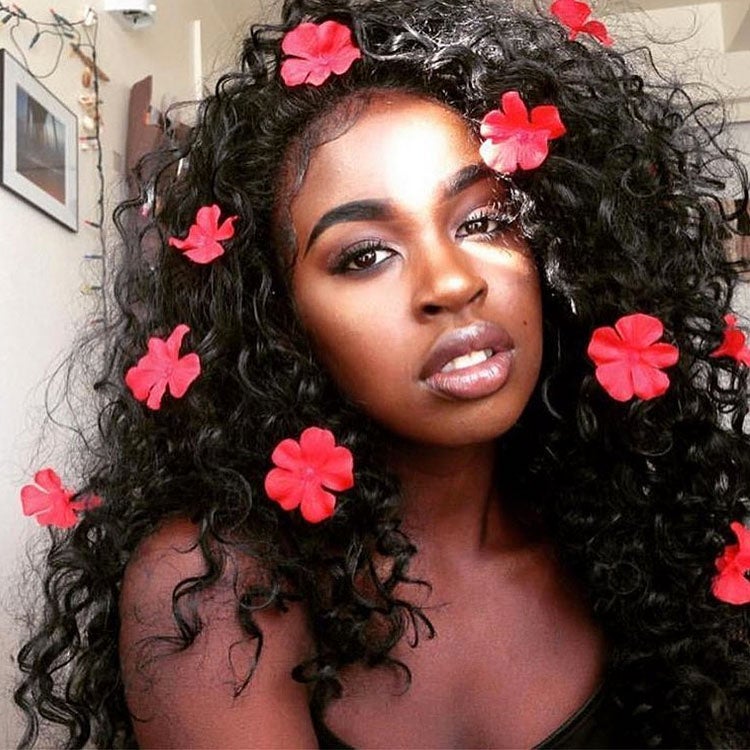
top-left (441, 349), bottom-right (493, 373)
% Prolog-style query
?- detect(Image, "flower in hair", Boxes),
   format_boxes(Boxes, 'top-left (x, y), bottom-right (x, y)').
top-left (21, 468), bottom-right (102, 528)
top-left (587, 313), bottom-right (679, 401)
top-left (280, 20), bottom-right (361, 87)
top-left (168, 204), bottom-right (238, 264)
top-left (264, 427), bottom-right (354, 523)
top-left (479, 91), bottom-right (566, 175)
top-left (709, 314), bottom-right (750, 365)
top-left (125, 324), bottom-right (201, 410)
top-left (550, 0), bottom-right (613, 45)
top-left (712, 521), bottom-right (750, 605)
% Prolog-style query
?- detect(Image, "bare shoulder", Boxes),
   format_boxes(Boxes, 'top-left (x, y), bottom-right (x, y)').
top-left (120, 516), bottom-right (317, 748)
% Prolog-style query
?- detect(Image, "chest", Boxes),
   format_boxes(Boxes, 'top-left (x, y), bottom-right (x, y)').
top-left (322, 569), bottom-right (606, 748)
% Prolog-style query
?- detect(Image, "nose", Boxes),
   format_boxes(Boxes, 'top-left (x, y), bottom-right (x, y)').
top-left (412, 239), bottom-right (487, 318)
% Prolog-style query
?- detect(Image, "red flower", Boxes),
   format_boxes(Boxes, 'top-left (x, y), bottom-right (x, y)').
top-left (587, 313), bottom-right (679, 401)
top-left (712, 521), bottom-right (750, 605)
top-left (280, 20), bottom-right (361, 87)
top-left (479, 91), bottom-right (566, 175)
top-left (710, 314), bottom-right (750, 366)
top-left (550, 0), bottom-right (613, 45)
top-left (125, 324), bottom-right (201, 410)
top-left (168, 204), bottom-right (237, 264)
top-left (264, 427), bottom-right (354, 523)
top-left (21, 468), bottom-right (102, 529)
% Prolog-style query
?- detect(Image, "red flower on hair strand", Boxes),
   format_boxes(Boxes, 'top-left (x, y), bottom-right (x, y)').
top-left (264, 427), bottom-right (354, 523)
top-left (479, 91), bottom-right (566, 175)
top-left (280, 20), bottom-right (361, 87)
top-left (550, 0), bottom-right (613, 45)
top-left (712, 521), bottom-right (750, 605)
top-left (587, 313), bottom-right (679, 401)
top-left (168, 204), bottom-right (237, 264)
top-left (125, 324), bottom-right (201, 410)
top-left (21, 468), bottom-right (102, 529)
top-left (710, 314), bottom-right (750, 366)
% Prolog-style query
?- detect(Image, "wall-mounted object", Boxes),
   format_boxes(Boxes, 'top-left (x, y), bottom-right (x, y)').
top-left (103, 0), bottom-right (156, 30)
top-left (0, 49), bottom-right (78, 231)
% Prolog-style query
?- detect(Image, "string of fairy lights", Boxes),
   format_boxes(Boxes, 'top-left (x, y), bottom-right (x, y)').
top-left (0, 2), bottom-right (109, 327)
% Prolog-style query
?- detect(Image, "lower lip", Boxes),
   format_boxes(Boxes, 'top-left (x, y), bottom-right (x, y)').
top-left (422, 350), bottom-right (514, 400)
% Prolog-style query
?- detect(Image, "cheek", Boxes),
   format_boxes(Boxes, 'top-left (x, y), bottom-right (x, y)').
top-left (294, 284), bottom-right (411, 397)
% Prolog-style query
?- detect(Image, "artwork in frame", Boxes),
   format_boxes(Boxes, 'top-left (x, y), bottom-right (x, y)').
top-left (0, 49), bottom-right (78, 231)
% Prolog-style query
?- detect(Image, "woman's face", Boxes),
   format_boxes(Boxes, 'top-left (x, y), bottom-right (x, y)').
top-left (288, 93), bottom-right (543, 447)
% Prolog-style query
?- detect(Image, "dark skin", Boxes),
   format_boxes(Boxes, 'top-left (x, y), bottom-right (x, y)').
top-left (119, 93), bottom-right (604, 748)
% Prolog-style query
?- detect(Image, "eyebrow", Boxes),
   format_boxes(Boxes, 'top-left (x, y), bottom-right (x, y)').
top-left (304, 162), bottom-right (494, 253)
top-left (306, 200), bottom-right (392, 253)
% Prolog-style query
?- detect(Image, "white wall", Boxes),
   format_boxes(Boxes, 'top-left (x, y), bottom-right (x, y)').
top-left (0, 1), bottom-right (263, 745)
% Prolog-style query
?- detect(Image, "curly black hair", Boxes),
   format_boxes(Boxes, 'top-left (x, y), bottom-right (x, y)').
top-left (14, 0), bottom-right (750, 746)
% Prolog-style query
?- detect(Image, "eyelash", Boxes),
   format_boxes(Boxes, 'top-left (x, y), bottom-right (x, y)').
top-left (330, 205), bottom-right (519, 274)
top-left (456, 205), bottom-right (517, 240)
top-left (331, 240), bottom-right (396, 274)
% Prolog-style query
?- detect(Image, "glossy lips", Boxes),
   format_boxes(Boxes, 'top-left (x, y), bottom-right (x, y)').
top-left (420, 321), bottom-right (515, 399)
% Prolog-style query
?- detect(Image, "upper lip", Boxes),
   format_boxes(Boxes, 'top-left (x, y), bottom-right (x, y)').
top-left (420, 321), bottom-right (514, 379)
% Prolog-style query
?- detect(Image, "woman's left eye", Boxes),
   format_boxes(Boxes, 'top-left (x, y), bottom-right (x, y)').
top-left (456, 209), bottom-right (512, 239)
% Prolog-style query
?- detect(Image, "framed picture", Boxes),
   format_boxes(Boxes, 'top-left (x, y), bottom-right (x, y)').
top-left (0, 49), bottom-right (78, 231)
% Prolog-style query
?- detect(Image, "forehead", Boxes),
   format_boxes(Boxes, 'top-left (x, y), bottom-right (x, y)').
top-left (291, 94), bottom-right (480, 224)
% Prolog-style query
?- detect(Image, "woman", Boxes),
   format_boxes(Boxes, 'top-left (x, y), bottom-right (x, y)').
top-left (15, 0), bottom-right (750, 747)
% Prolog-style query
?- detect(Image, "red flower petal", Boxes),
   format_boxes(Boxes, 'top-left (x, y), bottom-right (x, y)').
top-left (551, 0), bottom-right (590, 29)
top-left (168, 353), bottom-right (201, 398)
top-left (168, 204), bottom-right (237, 265)
top-left (529, 105), bottom-right (567, 138)
top-left (550, 0), bottom-right (613, 46)
top-left (280, 58), bottom-right (316, 87)
top-left (264, 467), bottom-right (304, 511)
top-left (710, 314), bottom-right (750, 365)
top-left (281, 21), bottom-right (323, 58)
top-left (34, 467), bottom-right (64, 493)
top-left (594, 360), bottom-right (635, 402)
top-left (639, 342), bottom-right (680, 369)
top-left (614, 312), bottom-right (664, 346)
top-left (264, 427), bottom-right (354, 523)
top-left (479, 139), bottom-right (518, 175)
top-left (145, 379), bottom-right (169, 411)
top-left (500, 90), bottom-right (529, 124)
top-left (125, 324), bottom-right (201, 410)
top-left (479, 90), bottom-right (566, 175)
top-left (165, 324), bottom-right (190, 358)
top-left (280, 20), bottom-right (361, 87)
top-left (630, 362), bottom-right (670, 400)
top-left (587, 326), bottom-right (627, 362)
top-left (20, 469), bottom-right (92, 529)
top-left (712, 522), bottom-right (750, 605)
top-left (587, 313), bottom-right (679, 401)
top-left (517, 132), bottom-right (555, 171)
top-left (270, 437), bottom-right (303, 471)
top-left (580, 20), bottom-right (613, 46)
top-left (299, 483), bottom-right (337, 523)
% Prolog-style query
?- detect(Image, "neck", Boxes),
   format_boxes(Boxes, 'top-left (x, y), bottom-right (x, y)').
top-left (388, 439), bottom-right (529, 566)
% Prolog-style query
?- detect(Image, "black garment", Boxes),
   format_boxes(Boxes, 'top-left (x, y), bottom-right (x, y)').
top-left (313, 683), bottom-right (628, 749)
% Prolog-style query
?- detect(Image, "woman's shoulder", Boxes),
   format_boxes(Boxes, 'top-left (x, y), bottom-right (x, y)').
top-left (119, 516), bottom-right (317, 748)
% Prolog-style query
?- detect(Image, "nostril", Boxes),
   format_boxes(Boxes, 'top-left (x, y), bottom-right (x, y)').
top-left (422, 303), bottom-right (442, 316)
top-left (470, 285), bottom-right (486, 305)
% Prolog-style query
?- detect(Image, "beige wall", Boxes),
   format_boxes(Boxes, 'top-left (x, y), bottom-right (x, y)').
top-left (610, 1), bottom-right (750, 121)
top-left (0, 2), bottom-right (264, 745)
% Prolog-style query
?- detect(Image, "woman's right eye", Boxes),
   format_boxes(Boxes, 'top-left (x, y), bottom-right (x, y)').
top-left (333, 242), bottom-right (395, 273)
